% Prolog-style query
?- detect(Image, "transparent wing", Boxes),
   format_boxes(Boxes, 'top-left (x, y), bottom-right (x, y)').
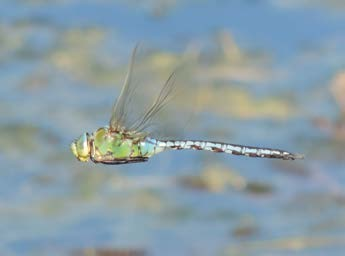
top-left (109, 46), bottom-right (138, 131)
top-left (109, 46), bottom-right (177, 135)
top-left (130, 71), bottom-right (176, 132)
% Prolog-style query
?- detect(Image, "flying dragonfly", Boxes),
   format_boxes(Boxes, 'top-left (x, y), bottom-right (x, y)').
top-left (71, 47), bottom-right (304, 164)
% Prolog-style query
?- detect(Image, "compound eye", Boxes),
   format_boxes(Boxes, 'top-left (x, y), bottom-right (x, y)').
top-left (70, 141), bottom-right (78, 159)
top-left (72, 133), bottom-right (90, 162)
top-left (78, 133), bottom-right (89, 155)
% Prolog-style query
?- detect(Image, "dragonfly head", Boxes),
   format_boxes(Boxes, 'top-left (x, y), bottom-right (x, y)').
top-left (71, 132), bottom-right (90, 162)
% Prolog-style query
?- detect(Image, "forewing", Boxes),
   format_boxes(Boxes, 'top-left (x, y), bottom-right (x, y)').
top-left (109, 46), bottom-right (177, 136)
top-left (109, 46), bottom-right (138, 131)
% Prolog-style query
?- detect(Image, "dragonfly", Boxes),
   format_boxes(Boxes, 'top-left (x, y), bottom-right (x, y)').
top-left (71, 47), bottom-right (304, 164)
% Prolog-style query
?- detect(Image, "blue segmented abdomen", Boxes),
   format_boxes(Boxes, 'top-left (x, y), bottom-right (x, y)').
top-left (140, 137), bottom-right (166, 157)
top-left (147, 138), bottom-right (304, 160)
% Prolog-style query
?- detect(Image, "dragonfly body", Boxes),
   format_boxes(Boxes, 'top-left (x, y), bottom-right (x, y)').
top-left (71, 127), bottom-right (303, 164)
top-left (71, 47), bottom-right (303, 164)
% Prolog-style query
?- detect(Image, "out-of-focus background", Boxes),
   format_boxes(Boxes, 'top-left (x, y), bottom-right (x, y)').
top-left (1, 1), bottom-right (345, 255)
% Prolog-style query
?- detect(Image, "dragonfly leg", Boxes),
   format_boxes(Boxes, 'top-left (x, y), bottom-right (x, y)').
top-left (91, 157), bottom-right (149, 165)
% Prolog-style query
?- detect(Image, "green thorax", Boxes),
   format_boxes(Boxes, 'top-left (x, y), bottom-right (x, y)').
top-left (90, 127), bottom-right (163, 162)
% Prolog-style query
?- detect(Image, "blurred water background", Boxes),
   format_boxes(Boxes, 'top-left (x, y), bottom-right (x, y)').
top-left (1, 1), bottom-right (345, 255)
